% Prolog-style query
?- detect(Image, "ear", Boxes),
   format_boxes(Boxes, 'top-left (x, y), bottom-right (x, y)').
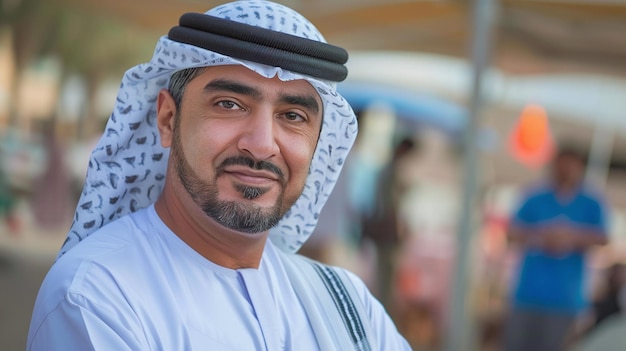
top-left (156, 89), bottom-right (177, 148)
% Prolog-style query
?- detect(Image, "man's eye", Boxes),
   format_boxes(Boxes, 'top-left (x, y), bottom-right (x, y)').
top-left (217, 100), bottom-right (241, 110)
top-left (284, 112), bottom-right (305, 122)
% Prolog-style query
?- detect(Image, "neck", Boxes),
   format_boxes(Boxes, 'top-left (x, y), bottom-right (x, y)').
top-left (155, 180), bottom-right (268, 270)
top-left (554, 179), bottom-right (579, 194)
top-left (552, 180), bottom-right (581, 204)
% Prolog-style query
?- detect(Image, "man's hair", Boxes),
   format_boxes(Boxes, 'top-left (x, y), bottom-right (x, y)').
top-left (168, 67), bottom-right (207, 109)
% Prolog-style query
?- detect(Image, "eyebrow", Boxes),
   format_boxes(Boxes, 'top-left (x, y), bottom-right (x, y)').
top-left (279, 94), bottom-right (320, 115)
top-left (204, 78), bottom-right (320, 114)
top-left (203, 79), bottom-right (262, 99)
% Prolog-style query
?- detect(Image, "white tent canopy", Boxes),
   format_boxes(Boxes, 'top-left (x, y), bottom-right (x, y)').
top-left (347, 51), bottom-right (626, 131)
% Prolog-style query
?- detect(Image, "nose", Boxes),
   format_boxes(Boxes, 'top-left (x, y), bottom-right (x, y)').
top-left (237, 110), bottom-right (280, 161)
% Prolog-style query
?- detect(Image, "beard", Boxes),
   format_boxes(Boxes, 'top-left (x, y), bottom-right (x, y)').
top-left (170, 118), bottom-right (296, 234)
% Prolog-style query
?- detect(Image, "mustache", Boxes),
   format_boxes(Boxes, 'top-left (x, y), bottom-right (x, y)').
top-left (217, 156), bottom-right (285, 183)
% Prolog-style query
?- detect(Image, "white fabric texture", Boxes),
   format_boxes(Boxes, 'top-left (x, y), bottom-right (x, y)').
top-left (278, 250), bottom-right (376, 350)
top-left (60, 0), bottom-right (357, 257)
top-left (28, 206), bottom-right (411, 350)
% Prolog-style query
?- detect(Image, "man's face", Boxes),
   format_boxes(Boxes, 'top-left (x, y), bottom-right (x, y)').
top-left (553, 153), bottom-right (584, 187)
top-left (165, 65), bottom-right (323, 234)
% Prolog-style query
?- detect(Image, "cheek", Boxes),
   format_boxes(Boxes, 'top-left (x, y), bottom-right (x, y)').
top-left (180, 121), bottom-right (234, 172)
top-left (283, 138), bottom-right (317, 188)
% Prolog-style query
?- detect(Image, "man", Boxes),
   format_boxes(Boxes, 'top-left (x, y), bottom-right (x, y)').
top-left (361, 137), bottom-right (414, 309)
top-left (504, 145), bottom-right (609, 351)
top-left (27, 1), bottom-right (410, 350)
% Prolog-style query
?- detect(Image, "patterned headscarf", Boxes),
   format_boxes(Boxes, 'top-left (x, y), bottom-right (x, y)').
top-left (59, 0), bottom-right (357, 257)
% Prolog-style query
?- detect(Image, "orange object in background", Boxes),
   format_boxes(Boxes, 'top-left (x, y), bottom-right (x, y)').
top-left (507, 104), bottom-right (554, 168)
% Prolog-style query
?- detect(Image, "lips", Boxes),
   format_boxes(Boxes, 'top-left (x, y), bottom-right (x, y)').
top-left (223, 167), bottom-right (281, 185)
top-left (215, 156), bottom-right (286, 185)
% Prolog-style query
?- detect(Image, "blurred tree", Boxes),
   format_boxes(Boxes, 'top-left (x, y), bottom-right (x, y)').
top-left (1, 0), bottom-right (156, 138)
top-left (1, 0), bottom-right (53, 127)
top-left (50, 6), bottom-right (156, 139)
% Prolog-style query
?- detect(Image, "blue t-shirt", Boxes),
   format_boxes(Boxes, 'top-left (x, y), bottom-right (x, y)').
top-left (511, 183), bottom-right (608, 314)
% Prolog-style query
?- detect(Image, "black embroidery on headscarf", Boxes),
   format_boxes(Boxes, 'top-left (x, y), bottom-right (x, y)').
top-left (123, 157), bottom-right (135, 166)
top-left (130, 199), bottom-right (138, 212)
top-left (83, 220), bottom-right (96, 229)
top-left (109, 173), bottom-right (119, 189)
top-left (125, 175), bottom-right (138, 184)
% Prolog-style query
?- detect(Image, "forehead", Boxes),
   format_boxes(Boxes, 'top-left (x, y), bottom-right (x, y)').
top-left (185, 65), bottom-right (322, 101)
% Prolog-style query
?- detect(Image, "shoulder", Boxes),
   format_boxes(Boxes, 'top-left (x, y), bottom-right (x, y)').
top-left (27, 235), bottom-right (152, 351)
top-left (58, 208), bottom-right (152, 272)
top-left (274, 251), bottom-right (375, 309)
top-left (325, 265), bottom-right (389, 323)
top-left (31, 210), bottom-right (153, 328)
top-left (327, 266), bottom-right (373, 303)
top-left (578, 185), bottom-right (608, 206)
top-left (324, 264), bottom-right (411, 350)
top-left (511, 184), bottom-right (550, 218)
top-left (277, 252), bottom-right (374, 305)
top-left (260, 246), bottom-right (411, 350)
top-left (518, 182), bottom-right (553, 202)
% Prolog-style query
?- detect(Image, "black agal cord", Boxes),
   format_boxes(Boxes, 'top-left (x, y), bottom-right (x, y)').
top-left (168, 13), bottom-right (349, 82)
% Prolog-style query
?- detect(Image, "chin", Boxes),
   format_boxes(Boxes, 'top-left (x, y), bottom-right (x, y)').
top-left (202, 199), bottom-right (283, 234)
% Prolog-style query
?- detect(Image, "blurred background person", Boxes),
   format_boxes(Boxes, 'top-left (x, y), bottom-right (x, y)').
top-left (392, 129), bottom-right (461, 350)
top-left (589, 263), bottom-right (626, 329)
top-left (29, 120), bottom-right (73, 230)
top-left (360, 137), bottom-right (415, 310)
top-left (504, 144), bottom-right (609, 351)
top-left (574, 262), bottom-right (626, 351)
top-left (578, 262), bottom-right (626, 337)
top-left (0, 149), bottom-right (20, 235)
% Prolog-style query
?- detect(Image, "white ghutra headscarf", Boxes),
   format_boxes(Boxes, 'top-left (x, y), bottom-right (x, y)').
top-left (59, 0), bottom-right (358, 257)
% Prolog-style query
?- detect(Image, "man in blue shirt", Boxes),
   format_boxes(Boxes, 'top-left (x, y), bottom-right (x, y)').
top-left (504, 145), bottom-right (609, 351)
